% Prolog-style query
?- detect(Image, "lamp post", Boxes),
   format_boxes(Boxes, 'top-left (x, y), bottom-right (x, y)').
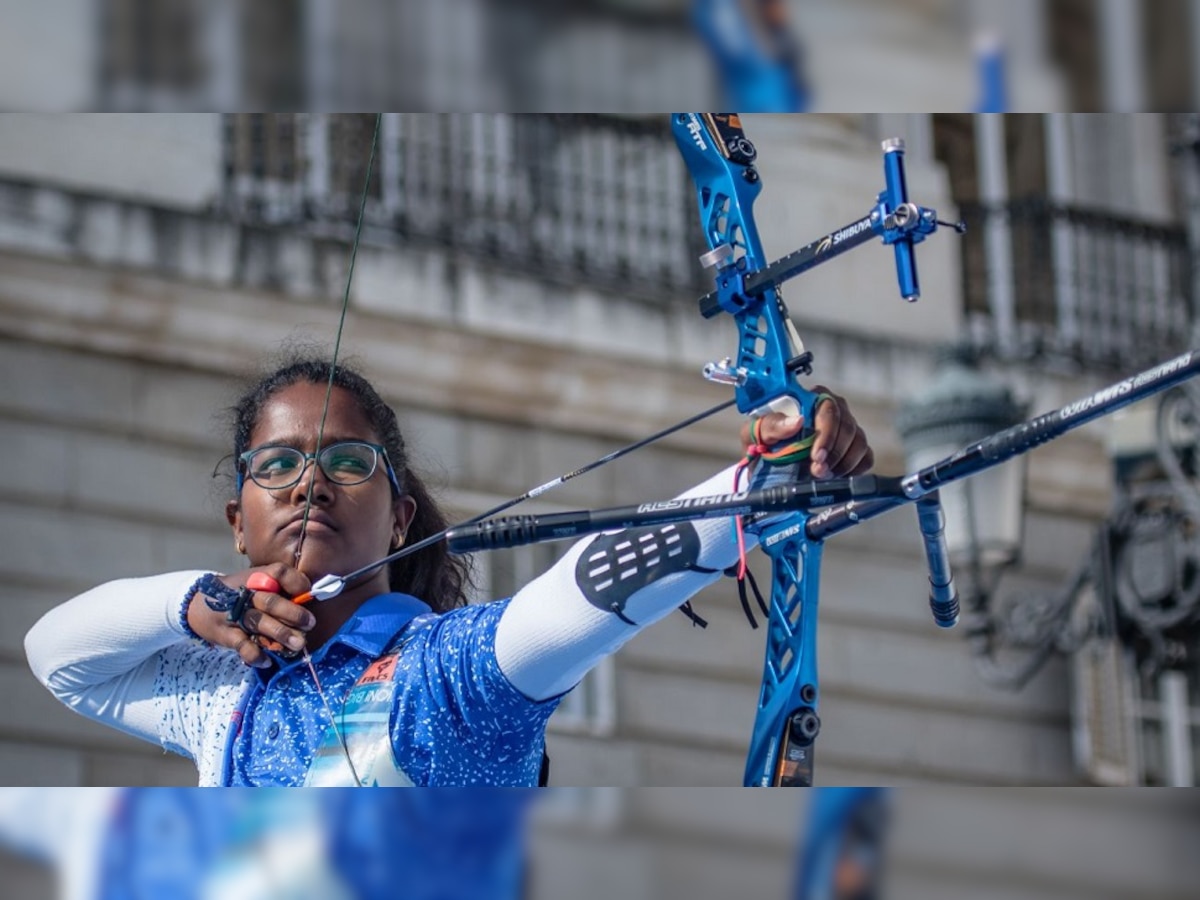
top-left (895, 347), bottom-right (1187, 692)
top-left (896, 346), bottom-right (1027, 570)
top-left (896, 347), bottom-right (1040, 686)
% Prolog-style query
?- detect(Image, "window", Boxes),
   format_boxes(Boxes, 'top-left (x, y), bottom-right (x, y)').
top-left (325, 114), bottom-right (385, 218)
top-left (99, 0), bottom-right (206, 108)
top-left (931, 113), bottom-right (1190, 371)
top-left (1046, 0), bottom-right (1196, 111)
top-left (473, 542), bottom-right (564, 604)
top-left (549, 657), bottom-right (617, 736)
top-left (239, 0), bottom-right (305, 108)
top-left (1045, 0), bottom-right (1103, 111)
top-left (1133, 665), bottom-right (1200, 786)
top-left (1143, 0), bottom-right (1194, 111)
top-left (1074, 638), bottom-right (1200, 785)
top-left (223, 114), bottom-right (306, 223)
top-left (932, 113), bottom-right (1049, 322)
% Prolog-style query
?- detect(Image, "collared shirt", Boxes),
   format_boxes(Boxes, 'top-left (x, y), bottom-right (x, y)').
top-left (154, 595), bottom-right (559, 786)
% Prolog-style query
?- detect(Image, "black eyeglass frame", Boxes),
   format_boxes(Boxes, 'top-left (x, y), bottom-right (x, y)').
top-left (236, 440), bottom-right (403, 496)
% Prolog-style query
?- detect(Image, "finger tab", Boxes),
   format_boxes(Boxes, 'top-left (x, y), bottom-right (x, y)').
top-left (246, 572), bottom-right (282, 593)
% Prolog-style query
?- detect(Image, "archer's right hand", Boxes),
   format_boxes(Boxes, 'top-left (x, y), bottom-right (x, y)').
top-left (185, 565), bottom-right (315, 668)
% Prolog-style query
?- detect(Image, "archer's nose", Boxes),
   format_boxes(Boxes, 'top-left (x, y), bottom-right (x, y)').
top-left (289, 457), bottom-right (334, 505)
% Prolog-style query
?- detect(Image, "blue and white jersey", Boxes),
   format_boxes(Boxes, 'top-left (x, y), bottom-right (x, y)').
top-left (155, 594), bottom-right (559, 786)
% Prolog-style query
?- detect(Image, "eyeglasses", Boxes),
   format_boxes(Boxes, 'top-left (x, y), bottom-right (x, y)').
top-left (237, 441), bottom-right (402, 494)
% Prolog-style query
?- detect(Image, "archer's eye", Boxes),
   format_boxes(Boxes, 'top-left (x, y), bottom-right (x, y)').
top-left (320, 443), bottom-right (378, 483)
top-left (251, 448), bottom-right (304, 480)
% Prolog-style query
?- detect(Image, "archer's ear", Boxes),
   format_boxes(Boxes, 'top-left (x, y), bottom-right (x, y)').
top-left (393, 494), bottom-right (418, 537)
top-left (225, 499), bottom-right (242, 537)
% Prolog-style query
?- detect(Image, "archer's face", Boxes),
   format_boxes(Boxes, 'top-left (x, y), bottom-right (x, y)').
top-left (227, 382), bottom-right (414, 588)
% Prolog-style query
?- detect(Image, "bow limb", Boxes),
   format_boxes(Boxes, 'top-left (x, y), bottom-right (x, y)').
top-left (673, 113), bottom-right (825, 786)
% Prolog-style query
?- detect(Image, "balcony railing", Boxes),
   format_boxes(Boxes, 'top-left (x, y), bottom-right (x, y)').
top-left (221, 113), bottom-right (710, 302)
top-left (959, 198), bottom-right (1193, 373)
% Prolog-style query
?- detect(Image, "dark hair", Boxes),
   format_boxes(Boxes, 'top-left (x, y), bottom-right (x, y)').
top-left (228, 356), bottom-right (469, 614)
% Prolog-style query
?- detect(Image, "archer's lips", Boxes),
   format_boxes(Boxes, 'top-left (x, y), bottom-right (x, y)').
top-left (281, 513), bottom-right (338, 537)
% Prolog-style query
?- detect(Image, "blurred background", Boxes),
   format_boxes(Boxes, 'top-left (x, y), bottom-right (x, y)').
top-left (1, 0), bottom-right (1199, 111)
top-left (0, 788), bottom-right (1197, 900)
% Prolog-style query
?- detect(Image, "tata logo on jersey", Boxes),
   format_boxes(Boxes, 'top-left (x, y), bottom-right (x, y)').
top-left (686, 116), bottom-right (708, 152)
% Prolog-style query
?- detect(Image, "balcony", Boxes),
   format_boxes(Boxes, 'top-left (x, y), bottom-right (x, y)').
top-left (959, 198), bottom-right (1193, 373)
top-left (221, 114), bottom-right (710, 303)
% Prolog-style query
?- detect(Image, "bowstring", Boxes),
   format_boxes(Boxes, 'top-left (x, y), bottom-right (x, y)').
top-left (294, 113), bottom-right (383, 788)
top-left (294, 113), bottom-right (382, 568)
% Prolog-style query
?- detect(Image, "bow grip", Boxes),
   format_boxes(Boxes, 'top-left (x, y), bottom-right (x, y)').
top-left (748, 386), bottom-right (821, 467)
top-left (881, 138), bottom-right (921, 302)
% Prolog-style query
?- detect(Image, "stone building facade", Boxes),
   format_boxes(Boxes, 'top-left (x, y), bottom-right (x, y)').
top-left (0, 110), bottom-right (1198, 897)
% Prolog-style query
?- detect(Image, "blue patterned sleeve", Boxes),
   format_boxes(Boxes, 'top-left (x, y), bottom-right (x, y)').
top-left (390, 600), bottom-right (563, 786)
top-left (153, 640), bottom-right (250, 772)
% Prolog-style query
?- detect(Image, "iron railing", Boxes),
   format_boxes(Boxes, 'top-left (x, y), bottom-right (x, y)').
top-left (223, 119), bottom-right (1195, 373)
top-left (221, 113), bottom-right (710, 302)
top-left (959, 198), bottom-right (1193, 373)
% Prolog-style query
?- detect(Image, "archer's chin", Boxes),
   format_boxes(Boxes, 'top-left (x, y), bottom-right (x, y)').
top-left (283, 534), bottom-right (343, 573)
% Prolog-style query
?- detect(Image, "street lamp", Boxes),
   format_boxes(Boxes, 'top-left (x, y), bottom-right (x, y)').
top-left (896, 346), bottom-right (1034, 687)
top-left (896, 345), bottom-right (1027, 569)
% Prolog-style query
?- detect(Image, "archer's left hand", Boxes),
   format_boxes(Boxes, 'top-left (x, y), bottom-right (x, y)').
top-left (740, 387), bottom-right (874, 479)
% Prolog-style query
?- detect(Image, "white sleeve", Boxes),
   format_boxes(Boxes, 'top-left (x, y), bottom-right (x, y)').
top-left (24, 571), bottom-right (210, 746)
top-left (495, 464), bottom-right (765, 701)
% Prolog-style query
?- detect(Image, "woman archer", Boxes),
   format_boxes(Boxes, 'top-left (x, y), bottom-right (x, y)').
top-left (25, 355), bottom-right (872, 786)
